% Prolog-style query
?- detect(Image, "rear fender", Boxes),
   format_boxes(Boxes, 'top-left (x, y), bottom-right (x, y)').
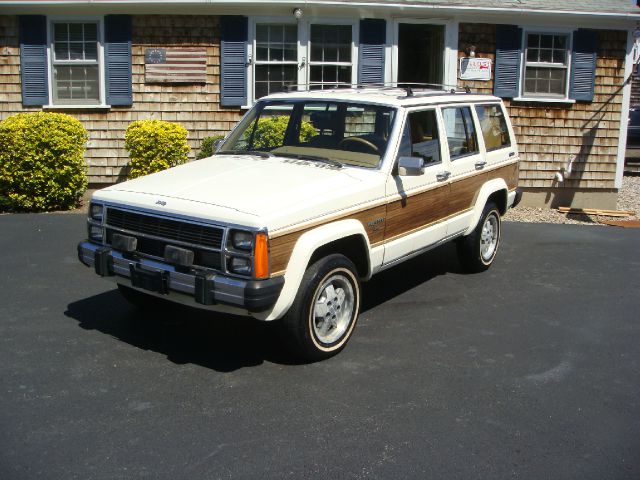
top-left (463, 178), bottom-right (508, 236)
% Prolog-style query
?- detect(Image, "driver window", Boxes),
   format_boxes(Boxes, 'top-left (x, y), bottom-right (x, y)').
top-left (398, 110), bottom-right (441, 164)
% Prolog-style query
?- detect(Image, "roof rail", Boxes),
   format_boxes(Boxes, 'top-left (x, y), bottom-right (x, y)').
top-left (279, 82), bottom-right (472, 97)
top-left (379, 82), bottom-right (471, 97)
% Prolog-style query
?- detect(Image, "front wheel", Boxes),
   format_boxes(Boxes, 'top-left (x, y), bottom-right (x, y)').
top-left (457, 202), bottom-right (501, 273)
top-left (279, 254), bottom-right (361, 362)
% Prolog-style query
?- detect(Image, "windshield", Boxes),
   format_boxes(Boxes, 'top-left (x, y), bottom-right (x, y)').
top-left (219, 100), bottom-right (397, 169)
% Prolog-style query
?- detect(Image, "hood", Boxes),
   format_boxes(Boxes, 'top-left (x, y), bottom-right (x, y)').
top-left (94, 154), bottom-right (385, 231)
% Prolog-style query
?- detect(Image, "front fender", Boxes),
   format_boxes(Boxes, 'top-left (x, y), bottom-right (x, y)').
top-left (255, 219), bottom-right (370, 321)
top-left (463, 178), bottom-right (508, 236)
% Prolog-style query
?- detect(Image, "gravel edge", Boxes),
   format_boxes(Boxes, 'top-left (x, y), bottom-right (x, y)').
top-left (504, 175), bottom-right (639, 226)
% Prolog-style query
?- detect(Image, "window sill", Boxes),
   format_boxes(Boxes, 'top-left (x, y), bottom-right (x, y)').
top-left (43, 105), bottom-right (112, 112)
top-left (512, 97), bottom-right (576, 105)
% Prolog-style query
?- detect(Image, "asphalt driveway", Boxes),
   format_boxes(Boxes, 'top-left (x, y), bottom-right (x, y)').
top-left (0, 213), bottom-right (638, 479)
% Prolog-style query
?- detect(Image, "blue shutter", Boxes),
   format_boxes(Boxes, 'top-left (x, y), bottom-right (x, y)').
top-left (493, 25), bottom-right (522, 99)
top-left (19, 15), bottom-right (49, 106)
top-left (105, 15), bottom-right (132, 106)
top-left (569, 29), bottom-right (597, 102)
top-left (358, 19), bottom-right (386, 86)
top-left (220, 16), bottom-right (248, 107)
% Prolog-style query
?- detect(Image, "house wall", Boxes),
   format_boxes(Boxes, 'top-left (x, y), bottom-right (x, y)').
top-left (458, 23), bottom-right (626, 208)
top-left (0, 14), bottom-right (243, 185)
top-left (0, 15), bottom-right (630, 208)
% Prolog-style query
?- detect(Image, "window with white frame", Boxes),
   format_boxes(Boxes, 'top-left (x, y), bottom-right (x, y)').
top-left (523, 32), bottom-right (570, 98)
top-left (254, 23), bottom-right (298, 99)
top-left (251, 21), bottom-right (355, 101)
top-left (309, 24), bottom-right (353, 89)
top-left (51, 21), bottom-right (101, 105)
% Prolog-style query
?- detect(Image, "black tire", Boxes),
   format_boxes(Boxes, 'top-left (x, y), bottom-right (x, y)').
top-left (279, 254), bottom-right (361, 362)
top-left (456, 201), bottom-right (501, 273)
top-left (117, 283), bottom-right (170, 311)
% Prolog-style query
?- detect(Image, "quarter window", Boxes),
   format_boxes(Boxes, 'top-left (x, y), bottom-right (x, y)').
top-left (475, 104), bottom-right (511, 151)
top-left (51, 22), bottom-right (101, 105)
top-left (523, 33), bottom-right (569, 98)
top-left (441, 106), bottom-right (479, 159)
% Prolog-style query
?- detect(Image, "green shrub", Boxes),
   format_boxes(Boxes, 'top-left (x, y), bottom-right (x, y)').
top-left (252, 116), bottom-right (317, 150)
top-left (196, 135), bottom-right (225, 159)
top-left (124, 120), bottom-right (190, 179)
top-left (0, 112), bottom-right (88, 211)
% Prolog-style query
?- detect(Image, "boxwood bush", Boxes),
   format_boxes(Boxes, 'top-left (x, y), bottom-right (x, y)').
top-left (0, 112), bottom-right (88, 211)
top-left (125, 120), bottom-right (190, 179)
top-left (252, 116), bottom-right (316, 150)
top-left (196, 135), bottom-right (225, 159)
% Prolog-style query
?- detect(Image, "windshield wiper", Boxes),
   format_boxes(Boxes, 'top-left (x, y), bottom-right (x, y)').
top-left (217, 150), bottom-right (273, 158)
top-left (277, 153), bottom-right (343, 169)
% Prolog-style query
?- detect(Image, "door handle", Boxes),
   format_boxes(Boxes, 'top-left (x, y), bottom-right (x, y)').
top-left (475, 161), bottom-right (487, 170)
top-left (436, 171), bottom-right (451, 181)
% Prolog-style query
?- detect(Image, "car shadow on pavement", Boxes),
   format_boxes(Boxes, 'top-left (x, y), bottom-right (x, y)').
top-left (65, 292), bottom-right (291, 372)
top-left (65, 243), bottom-right (461, 372)
top-left (361, 242), bottom-right (461, 313)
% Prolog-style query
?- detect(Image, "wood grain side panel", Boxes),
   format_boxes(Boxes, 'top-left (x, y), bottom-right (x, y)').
top-left (383, 183), bottom-right (450, 241)
top-left (449, 162), bottom-right (518, 213)
top-left (268, 162), bottom-right (518, 276)
top-left (449, 172), bottom-right (488, 214)
top-left (269, 205), bottom-right (387, 275)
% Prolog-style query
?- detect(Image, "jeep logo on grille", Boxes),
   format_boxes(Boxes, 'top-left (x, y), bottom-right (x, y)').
top-left (156, 200), bottom-right (167, 206)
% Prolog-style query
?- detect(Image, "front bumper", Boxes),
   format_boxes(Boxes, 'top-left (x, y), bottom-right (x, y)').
top-left (77, 241), bottom-right (284, 313)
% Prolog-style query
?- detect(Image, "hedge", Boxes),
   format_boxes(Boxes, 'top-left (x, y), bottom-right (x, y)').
top-left (125, 120), bottom-right (190, 179)
top-left (0, 112), bottom-right (88, 211)
top-left (196, 135), bottom-right (225, 159)
top-left (252, 116), bottom-right (316, 150)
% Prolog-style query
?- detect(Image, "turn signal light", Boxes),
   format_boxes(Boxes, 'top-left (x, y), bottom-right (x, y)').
top-left (254, 233), bottom-right (269, 279)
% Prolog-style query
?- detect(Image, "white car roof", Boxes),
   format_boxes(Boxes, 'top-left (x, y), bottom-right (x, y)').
top-left (262, 87), bottom-right (503, 108)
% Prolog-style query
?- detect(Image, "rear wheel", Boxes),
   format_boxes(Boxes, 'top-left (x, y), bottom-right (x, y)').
top-left (279, 254), bottom-right (361, 362)
top-left (457, 202), bottom-right (501, 273)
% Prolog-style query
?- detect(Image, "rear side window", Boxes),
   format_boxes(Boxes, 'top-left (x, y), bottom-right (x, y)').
top-left (441, 106), bottom-right (479, 159)
top-left (475, 104), bottom-right (511, 151)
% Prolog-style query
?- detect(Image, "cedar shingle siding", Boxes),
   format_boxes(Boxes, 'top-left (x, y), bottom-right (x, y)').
top-left (459, 24), bottom-right (625, 190)
top-left (0, 14), bottom-right (631, 192)
top-left (1, 15), bottom-right (243, 184)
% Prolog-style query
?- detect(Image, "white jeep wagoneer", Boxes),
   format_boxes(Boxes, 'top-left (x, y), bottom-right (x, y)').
top-left (78, 86), bottom-right (520, 361)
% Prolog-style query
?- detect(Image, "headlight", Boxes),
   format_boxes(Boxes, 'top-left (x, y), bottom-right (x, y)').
top-left (89, 203), bottom-right (104, 222)
top-left (230, 230), bottom-right (254, 251)
top-left (89, 224), bottom-right (104, 243)
top-left (228, 256), bottom-right (252, 276)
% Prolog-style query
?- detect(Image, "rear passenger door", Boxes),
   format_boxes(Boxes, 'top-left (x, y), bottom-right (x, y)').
top-left (440, 104), bottom-right (486, 236)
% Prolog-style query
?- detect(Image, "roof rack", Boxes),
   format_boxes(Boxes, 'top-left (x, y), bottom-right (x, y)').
top-left (377, 82), bottom-right (472, 97)
top-left (280, 82), bottom-right (472, 97)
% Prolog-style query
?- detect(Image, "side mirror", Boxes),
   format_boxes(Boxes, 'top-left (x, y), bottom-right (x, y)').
top-left (397, 156), bottom-right (425, 176)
